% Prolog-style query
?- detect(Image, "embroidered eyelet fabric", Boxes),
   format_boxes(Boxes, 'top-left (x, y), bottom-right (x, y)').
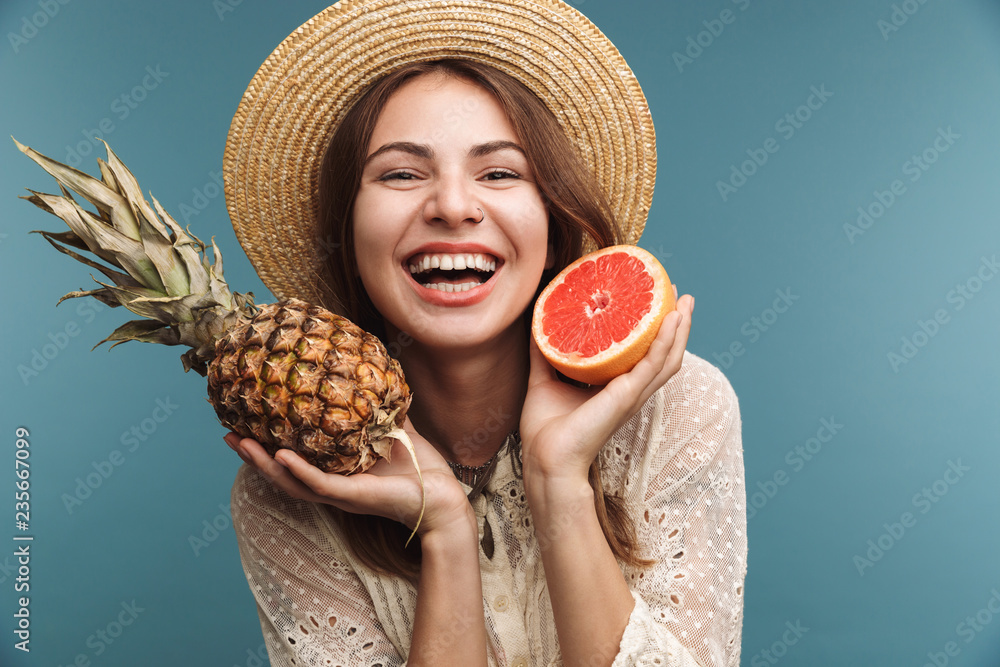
top-left (231, 350), bottom-right (747, 666)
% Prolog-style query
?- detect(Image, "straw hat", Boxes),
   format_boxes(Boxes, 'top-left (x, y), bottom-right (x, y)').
top-left (223, 0), bottom-right (656, 304)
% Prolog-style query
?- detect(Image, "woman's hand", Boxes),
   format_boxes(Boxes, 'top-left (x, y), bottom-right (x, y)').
top-left (519, 289), bottom-right (694, 486)
top-left (224, 417), bottom-right (473, 536)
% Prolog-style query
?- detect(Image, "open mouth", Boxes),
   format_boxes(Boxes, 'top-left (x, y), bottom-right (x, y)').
top-left (407, 252), bottom-right (500, 293)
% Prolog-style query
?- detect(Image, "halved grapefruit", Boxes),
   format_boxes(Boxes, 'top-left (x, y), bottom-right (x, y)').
top-left (532, 245), bottom-right (675, 385)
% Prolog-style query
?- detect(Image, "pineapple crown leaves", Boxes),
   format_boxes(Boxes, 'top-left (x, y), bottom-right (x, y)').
top-left (13, 136), bottom-right (256, 375)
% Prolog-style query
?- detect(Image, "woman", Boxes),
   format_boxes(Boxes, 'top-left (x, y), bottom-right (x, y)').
top-left (222, 2), bottom-right (746, 666)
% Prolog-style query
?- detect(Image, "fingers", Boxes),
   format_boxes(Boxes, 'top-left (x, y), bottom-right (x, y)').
top-left (226, 434), bottom-right (329, 504)
top-left (273, 448), bottom-right (348, 499)
top-left (660, 295), bottom-right (694, 374)
top-left (613, 294), bottom-right (694, 415)
top-left (275, 446), bottom-right (423, 529)
top-left (646, 295), bottom-right (694, 386)
top-left (223, 432), bottom-right (250, 464)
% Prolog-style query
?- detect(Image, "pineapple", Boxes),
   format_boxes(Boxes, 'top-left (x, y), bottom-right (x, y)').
top-left (14, 138), bottom-right (423, 540)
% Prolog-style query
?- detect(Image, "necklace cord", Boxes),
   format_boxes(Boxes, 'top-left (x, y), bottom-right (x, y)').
top-left (447, 431), bottom-right (520, 501)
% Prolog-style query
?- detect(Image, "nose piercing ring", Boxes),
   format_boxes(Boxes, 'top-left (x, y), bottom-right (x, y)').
top-left (473, 207), bottom-right (485, 223)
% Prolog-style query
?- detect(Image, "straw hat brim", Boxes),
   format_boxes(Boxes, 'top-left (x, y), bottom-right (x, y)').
top-left (223, 0), bottom-right (656, 304)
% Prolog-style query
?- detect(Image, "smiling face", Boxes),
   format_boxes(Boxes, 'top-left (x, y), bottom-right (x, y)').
top-left (352, 71), bottom-right (550, 351)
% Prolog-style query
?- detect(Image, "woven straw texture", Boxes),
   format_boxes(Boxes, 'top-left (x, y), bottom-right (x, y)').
top-left (224, 0), bottom-right (656, 304)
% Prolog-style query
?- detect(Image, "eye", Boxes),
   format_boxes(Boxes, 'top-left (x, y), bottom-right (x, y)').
top-left (378, 171), bottom-right (416, 181)
top-left (484, 168), bottom-right (520, 181)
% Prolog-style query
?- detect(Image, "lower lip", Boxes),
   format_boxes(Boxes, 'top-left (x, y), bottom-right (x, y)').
top-left (406, 269), bottom-right (498, 307)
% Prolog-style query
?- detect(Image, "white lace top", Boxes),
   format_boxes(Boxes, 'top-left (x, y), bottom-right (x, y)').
top-left (231, 350), bottom-right (747, 666)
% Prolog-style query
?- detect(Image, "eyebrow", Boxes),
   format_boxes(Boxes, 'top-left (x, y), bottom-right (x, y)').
top-left (363, 140), bottom-right (525, 167)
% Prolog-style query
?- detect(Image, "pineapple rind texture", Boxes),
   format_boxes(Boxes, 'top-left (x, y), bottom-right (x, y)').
top-left (207, 299), bottom-right (411, 475)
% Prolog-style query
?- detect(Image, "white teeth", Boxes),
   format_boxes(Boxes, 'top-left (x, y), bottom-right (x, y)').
top-left (407, 252), bottom-right (500, 274)
top-left (424, 282), bottom-right (479, 292)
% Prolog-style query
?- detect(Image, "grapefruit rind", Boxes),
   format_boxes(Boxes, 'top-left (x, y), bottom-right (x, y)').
top-left (532, 246), bottom-right (674, 385)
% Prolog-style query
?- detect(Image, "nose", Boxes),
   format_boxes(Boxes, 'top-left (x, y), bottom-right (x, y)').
top-left (422, 172), bottom-right (483, 227)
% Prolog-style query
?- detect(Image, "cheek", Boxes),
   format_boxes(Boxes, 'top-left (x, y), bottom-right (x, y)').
top-left (521, 209), bottom-right (550, 269)
top-left (354, 258), bottom-right (399, 330)
top-left (351, 191), bottom-right (399, 267)
top-left (351, 201), bottom-right (392, 299)
top-left (353, 232), bottom-right (391, 304)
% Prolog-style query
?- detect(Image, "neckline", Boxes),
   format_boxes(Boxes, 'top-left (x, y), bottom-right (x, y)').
top-left (451, 430), bottom-right (521, 501)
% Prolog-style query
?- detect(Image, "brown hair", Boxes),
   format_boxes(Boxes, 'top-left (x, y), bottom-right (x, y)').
top-left (315, 58), bottom-right (653, 581)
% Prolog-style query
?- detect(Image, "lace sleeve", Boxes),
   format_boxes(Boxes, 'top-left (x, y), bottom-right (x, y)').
top-left (231, 464), bottom-right (405, 667)
top-left (606, 351), bottom-right (747, 667)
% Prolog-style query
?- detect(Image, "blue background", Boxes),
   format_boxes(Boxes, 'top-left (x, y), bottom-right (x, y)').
top-left (2, 1), bottom-right (999, 665)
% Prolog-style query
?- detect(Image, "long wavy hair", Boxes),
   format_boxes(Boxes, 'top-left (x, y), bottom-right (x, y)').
top-left (314, 58), bottom-right (654, 581)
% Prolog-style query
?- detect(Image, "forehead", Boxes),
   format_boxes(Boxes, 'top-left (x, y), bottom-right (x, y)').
top-left (371, 71), bottom-right (518, 145)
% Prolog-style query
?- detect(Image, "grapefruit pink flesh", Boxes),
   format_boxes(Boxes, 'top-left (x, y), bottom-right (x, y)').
top-left (542, 253), bottom-right (655, 357)
top-left (532, 246), bottom-right (674, 384)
